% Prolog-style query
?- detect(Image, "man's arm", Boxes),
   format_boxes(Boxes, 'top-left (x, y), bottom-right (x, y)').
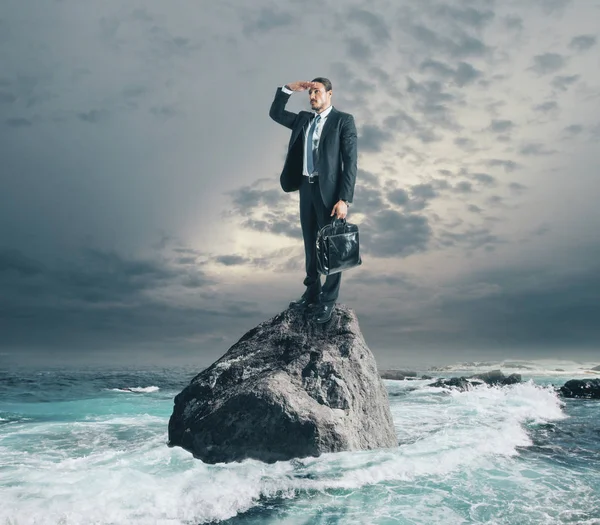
top-left (269, 87), bottom-right (297, 130)
top-left (338, 114), bottom-right (358, 203)
top-left (269, 81), bottom-right (318, 130)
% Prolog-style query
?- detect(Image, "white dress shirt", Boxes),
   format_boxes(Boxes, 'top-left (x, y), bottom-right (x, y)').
top-left (281, 85), bottom-right (333, 176)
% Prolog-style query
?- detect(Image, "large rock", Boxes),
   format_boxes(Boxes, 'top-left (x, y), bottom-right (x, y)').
top-left (168, 305), bottom-right (397, 464)
top-left (560, 379), bottom-right (600, 399)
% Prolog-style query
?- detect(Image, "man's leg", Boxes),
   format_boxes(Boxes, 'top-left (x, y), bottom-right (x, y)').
top-left (298, 177), bottom-right (321, 302)
top-left (313, 183), bottom-right (341, 308)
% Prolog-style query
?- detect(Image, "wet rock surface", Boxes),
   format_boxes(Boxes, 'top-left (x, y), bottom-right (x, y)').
top-left (168, 304), bottom-right (397, 464)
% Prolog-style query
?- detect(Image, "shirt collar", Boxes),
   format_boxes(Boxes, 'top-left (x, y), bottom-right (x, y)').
top-left (313, 105), bottom-right (333, 119)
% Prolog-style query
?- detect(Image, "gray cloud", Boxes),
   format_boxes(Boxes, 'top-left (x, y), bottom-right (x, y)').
top-left (488, 119), bottom-right (515, 133)
top-left (345, 37), bottom-right (373, 62)
top-left (485, 159), bottom-right (520, 172)
top-left (5, 117), bottom-right (32, 127)
top-left (551, 74), bottom-right (579, 91)
top-left (529, 53), bottom-right (567, 75)
top-left (406, 24), bottom-right (488, 59)
top-left (563, 124), bottom-right (584, 136)
top-left (471, 173), bottom-right (496, 186)
top-left (419, 59), bottom-right (483, 87)
top-left (533, 100), bottom-right (559, 113)
top-left (438, 227), bottom-right (500, 251)
top-left (358, 124), bottom-right (393, 152)
top-left (519, 143), bottom-right (556, 156)
top-left (569, 34), bottom-right (596, 51)
top-left (241, 7), bottom-right (293, 37)
top-left (361, 210), bottom-right (432, 258)
top-left (435, 5), bottom-right (495, 28)
top-left (78, 109), bottom-right (110, 123)
top-left (346, 8), bottom-right (390, 46)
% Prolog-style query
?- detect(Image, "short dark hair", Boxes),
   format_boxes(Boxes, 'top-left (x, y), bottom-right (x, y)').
top-left (312, 77), bottom-right (332, 92)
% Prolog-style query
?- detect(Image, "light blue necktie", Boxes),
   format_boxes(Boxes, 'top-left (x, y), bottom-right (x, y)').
top-left (306, 114), bottom-right (321, 175)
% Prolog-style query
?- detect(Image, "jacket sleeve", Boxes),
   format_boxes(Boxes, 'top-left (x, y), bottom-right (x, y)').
top-left (269, 87), bottom-right (298, 130)
top-left (338, 114), bottom-right (358, 203)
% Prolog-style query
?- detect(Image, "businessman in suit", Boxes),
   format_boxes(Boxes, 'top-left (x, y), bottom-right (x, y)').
top-left (269, 77), bottom-right (358, 323)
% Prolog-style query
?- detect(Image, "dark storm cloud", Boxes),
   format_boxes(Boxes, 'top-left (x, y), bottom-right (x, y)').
top-left (78, 109), bottom-right (109, 123)
top-left (345, 37), bottom-right (373, 62)
top-left (0, 92), bottom-right (17, 104)
top-left (242, 215), bottom-right (302, 239)
top-left (0, 246), bottom-right (251, 354)
top-left (360, 210), bottom-right (432, 258)
top-left (346, 7), bottom-right (391, 46)
top-left (419, 60), bottom-right (483, 87)
top-left (5, 117), bottom-right (32, 127)
top-left (569, 34), bottom-right (597, 52)
top-left (551, 74), bottom-right (579, 91)
top-left (227, 181), bottom-right (283, 216)
top-left (215, 255), bottom-right (250, 266)
top-left (388, 188), bottom-right (409, 207)
top-left (0, 249), bottom-right (44, 276)
top-left (383, 110), bottom-right (442, 144)
top-left (438, 227), bottom-right (500, 251)
top-left (437, 260), bottom-right (600, 348)
top-left (241, 7), bottom-right (294, 37)
top-left (358, 124), bottom-right (393, 152)
top-left (529, 53), bottom-right (567, 75)
top-left (405, 77), bottom-right (460, 129)
top-left (484, 159), bottom-right (520, 172)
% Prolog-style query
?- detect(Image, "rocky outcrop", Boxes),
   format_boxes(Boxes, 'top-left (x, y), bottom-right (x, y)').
top-left (428, 370), bottom-right (522, 391)
top-left (168, 305), bottom-right (397, 464)
top-left (470, 370), bottom-right (522, 386)
top-left (560, 379), bottom-right (600, 399)
top-left (379, 370), bottom-right (417, 380)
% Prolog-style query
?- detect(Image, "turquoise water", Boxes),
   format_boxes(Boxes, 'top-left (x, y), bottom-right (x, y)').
top-left (1, 361), bottom-right (599, 524)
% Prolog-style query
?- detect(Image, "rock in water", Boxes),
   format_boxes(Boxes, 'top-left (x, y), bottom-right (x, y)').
top-left (560, 379), bottom-right (600, 399)
top-left (168, 305), bottom-right (397, 464)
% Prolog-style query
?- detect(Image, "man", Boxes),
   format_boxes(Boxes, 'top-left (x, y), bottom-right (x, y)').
top-left (269, 77), bottom-right (358, 323)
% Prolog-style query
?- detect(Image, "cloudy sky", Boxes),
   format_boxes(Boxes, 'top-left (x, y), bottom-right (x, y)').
top-left (1, 0), bottom-right (599, 368)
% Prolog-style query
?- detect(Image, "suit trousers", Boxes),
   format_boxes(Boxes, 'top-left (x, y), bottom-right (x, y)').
top-left (299, 176), bottom-right (341, 307)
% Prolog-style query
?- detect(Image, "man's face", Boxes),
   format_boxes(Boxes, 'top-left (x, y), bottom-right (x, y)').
top-left (309, 83), bottom-right (332, 113)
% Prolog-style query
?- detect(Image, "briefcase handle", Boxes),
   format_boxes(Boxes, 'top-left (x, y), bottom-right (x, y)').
top-left (330, 216), bottom-right (348, 232)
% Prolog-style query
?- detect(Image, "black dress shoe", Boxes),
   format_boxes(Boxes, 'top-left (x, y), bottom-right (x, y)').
top-left (289, 296), bottom-right (318, 309)
top-left (313, 304), bottom-right (334, 324)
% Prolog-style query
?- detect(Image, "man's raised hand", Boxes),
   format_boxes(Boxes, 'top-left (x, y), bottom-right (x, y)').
top-left (285, 81), bottom-right (318, 92)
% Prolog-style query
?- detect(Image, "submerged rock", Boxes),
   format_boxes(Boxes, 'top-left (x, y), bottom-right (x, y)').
top-left (471, 369), bottom-right (522, 386)
top-left (428, 377), bottom-right (474, 390)
top-left (560, 379), bottom-right (600, 399)
top-left (428, 370), bottom-right (522, 392)
top-left (168, 304), bottom-right (397, 464)
top-left (379, 370), bottom-right (417, 380)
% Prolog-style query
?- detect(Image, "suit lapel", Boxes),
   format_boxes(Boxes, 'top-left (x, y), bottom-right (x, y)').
top-left (319, 107), bottom-right (339, 148)
top-left (290, 112), bottom-right (312, 146)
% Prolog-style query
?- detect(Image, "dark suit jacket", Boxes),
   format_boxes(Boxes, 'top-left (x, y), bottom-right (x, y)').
top-left (269, 87), bottom-right (357, 209)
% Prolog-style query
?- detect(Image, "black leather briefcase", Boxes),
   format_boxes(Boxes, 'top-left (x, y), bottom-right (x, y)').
top-left (316, 218), bottom-right (362, 275)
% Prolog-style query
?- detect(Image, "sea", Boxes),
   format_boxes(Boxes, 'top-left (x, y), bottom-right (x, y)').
top-left (1, 359), bottom-right (599, 525)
